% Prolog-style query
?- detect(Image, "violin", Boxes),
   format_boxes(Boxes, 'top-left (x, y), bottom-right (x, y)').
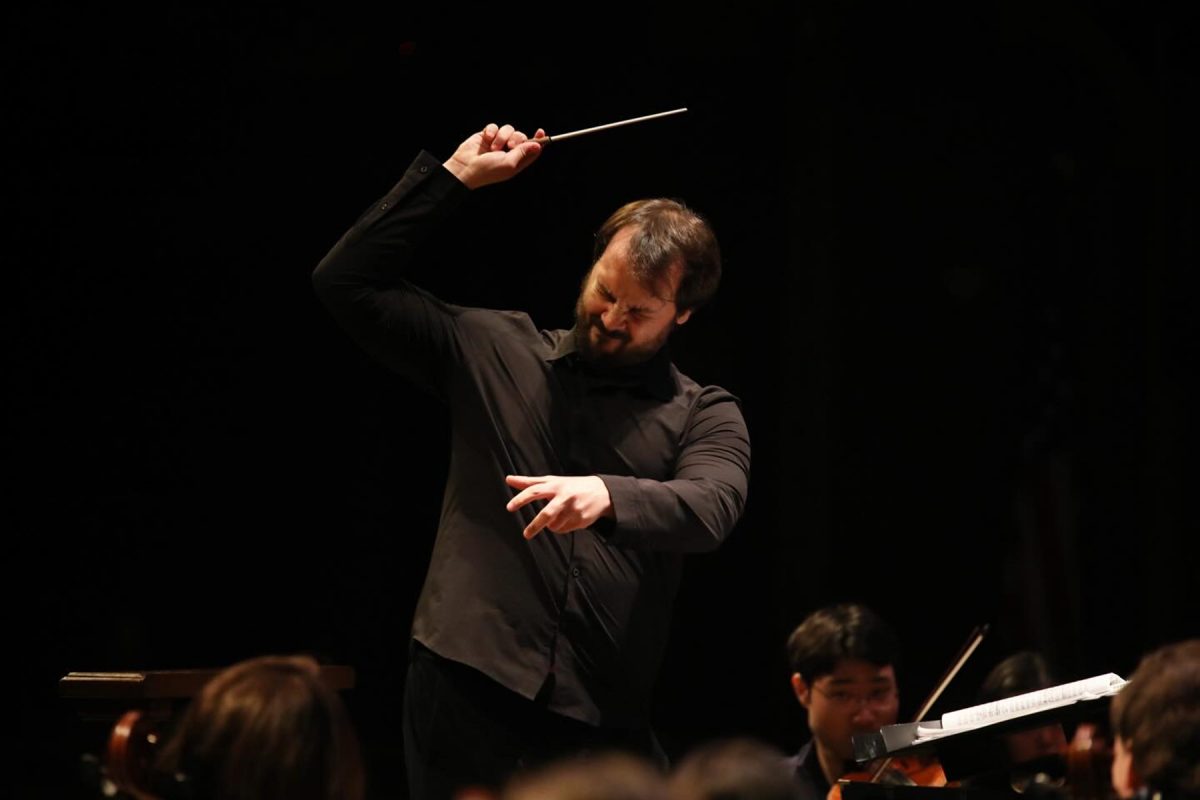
top-left (829, 755), bottom-right (949, 800)
top-left (973, 722), bottom-right (1116, 800)
top-left (89, 709), bottom-right (174, 800)
top-left (1062, 722), bottom-right (1116, 800)
top-left (828, 628), bottom-right (1119, 800)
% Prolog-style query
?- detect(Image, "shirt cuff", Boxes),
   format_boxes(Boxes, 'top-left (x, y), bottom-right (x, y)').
top-left (594, 474), bottom-right (639, 540)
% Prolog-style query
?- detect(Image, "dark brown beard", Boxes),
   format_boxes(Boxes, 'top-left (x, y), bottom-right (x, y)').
top-left (573, 312), bottom-right (632, 363)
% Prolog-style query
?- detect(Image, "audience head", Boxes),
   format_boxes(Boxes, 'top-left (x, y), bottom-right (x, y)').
top-left (502, 751), bottom-right (666, 800)
top-left (1110, 639), bottom-right (1200, 799)
top-left (669, 738), bottom-right (800, 800)
top-left (155, 654), bottom-right (364, 800)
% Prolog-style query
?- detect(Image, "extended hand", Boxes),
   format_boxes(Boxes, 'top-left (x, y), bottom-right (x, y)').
top-left (442, 123), bottom-right (546, 190)
top-left (505, 474), bottom-right (614, 540)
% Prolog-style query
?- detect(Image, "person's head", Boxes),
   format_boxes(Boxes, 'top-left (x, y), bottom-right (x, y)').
top-left (1109, 639), bottom-right (1200, 799)
top-left (502, 751), bottom-right (666, 800)
top-left (978, 651), bottom-right (1068, 764)
top-left (669, 738), bottom-right (800, 800)
top-left (786, 604), bottom-right (901, 764)
top-left (574, 199), bottom-right (720, 366)
top-left (155, 654), bottom-right (364, 800)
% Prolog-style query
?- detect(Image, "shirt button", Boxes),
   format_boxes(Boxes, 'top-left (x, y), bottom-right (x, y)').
top-left (571, 567), bottom-right (581, 578)
top-left (380, 201), bottom-right (389, 209)
top-left (419, 165), bottom-right (429, 173)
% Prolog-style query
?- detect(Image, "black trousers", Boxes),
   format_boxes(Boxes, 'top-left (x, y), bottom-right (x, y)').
top-left (402, 641), bottom-right (665, 800)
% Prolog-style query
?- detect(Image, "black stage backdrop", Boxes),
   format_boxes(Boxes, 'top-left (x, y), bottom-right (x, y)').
top-left (6, 3), bottom-right (1197, 798)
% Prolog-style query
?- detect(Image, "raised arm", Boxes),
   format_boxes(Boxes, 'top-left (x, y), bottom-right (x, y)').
top-left (311, 122), bottom-right (544, 396)
top-left (442, 123), bottom-right (545, 189)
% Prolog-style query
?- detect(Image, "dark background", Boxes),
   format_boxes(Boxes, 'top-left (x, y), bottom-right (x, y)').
top-left (6, 2), bottom-right (1196, 798)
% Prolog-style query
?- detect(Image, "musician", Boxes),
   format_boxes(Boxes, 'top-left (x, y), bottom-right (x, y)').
top-left (1109, 639), bottom-right (1200, 800)
top-left (153, 654), bottom-right (364, 800)
top-left (313, 122), bottom-right (751, 800)
top-left (977, 651), bottom-right (1069, 769)
top-left (784, 604), bottom-right (902, 800)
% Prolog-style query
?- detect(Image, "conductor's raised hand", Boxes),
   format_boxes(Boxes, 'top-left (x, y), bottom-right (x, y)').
top-left (505, 474), bottom-right (614, 540)
top-left (443, 123), bottom-right (546, 190)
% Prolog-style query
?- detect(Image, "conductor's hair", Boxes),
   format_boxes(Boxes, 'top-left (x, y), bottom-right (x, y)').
top-left (593, 199), bottom-right (721, 313)
top-left (785, 604), bottom-right (900, 683)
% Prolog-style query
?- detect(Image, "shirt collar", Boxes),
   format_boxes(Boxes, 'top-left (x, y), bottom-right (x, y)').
top-left (796, 740), bottom-right (831, 793)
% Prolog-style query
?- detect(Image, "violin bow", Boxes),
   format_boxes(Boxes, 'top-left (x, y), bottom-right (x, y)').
top-left (869, 623), bottom-right (990, 783)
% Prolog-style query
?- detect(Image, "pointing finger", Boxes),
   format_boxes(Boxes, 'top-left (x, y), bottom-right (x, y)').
top-left (505, 475), bottom-right (542, 488)
top-left (506, 484), bottom-right (555, 512)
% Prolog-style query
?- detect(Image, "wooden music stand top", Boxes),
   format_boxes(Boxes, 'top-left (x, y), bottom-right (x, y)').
top-left (60, 665), bottom-right (355, 701)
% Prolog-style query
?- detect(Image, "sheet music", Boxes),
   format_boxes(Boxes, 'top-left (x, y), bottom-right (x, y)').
top-left (912, 672), bottom-right (1126, 743)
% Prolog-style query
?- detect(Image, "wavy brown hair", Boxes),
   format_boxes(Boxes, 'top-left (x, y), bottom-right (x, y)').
top-left (593, 199), bottom-right (721, 312)
top-left (155, 655), bottom-right (364, 800)
top-left (1111, 639), bottom-right (1200, 796)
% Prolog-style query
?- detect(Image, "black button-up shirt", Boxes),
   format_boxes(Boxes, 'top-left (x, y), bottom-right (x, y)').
top-left (786, 740), bottom-right (832, 800)
top-left (312, 151), bottom-right (751, 727)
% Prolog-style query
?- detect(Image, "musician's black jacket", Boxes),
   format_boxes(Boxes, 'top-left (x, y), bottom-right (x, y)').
top-left (312, 151), bottom-right (751, 727)
top-left (787, 740), bottom-right (832, 800)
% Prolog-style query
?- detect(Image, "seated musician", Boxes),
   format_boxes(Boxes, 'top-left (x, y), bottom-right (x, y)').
top-left (1109, 639), bottom-right (1200, 800)
top-left (976, 651), bottom-right (1070, 782)
top-left (784, 604), bottom-right (902, 800)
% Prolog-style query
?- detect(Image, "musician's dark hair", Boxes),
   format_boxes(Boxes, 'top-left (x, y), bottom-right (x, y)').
top-left (785, 603), bottom-right (900, 683)
top-left (669, 738), bottom-right (800, 800)
top-left (977, 651), bottom-right (1058, 704)
top-left (592, 199), bottom-right (721, 313)
top-left (1110, 639), bottom-right (1200, 797)
top-left (154, 654), bottom-right (364, 800)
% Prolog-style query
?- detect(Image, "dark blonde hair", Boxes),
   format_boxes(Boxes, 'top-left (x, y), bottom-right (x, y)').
top-left (155, 655), bottom-right (364, 800)
top-left (593, 199), bottom-right (721, 312)
top-left (669, 738), bottom-right (799, 800)
top-left (503, 751), bottom-right (666, 800)
top-left (1110, 639), bottom-right (1200, 796)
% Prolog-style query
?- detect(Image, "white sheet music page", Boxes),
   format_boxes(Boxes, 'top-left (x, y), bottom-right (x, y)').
top-left (913, 673), bottom-right (1127, 743)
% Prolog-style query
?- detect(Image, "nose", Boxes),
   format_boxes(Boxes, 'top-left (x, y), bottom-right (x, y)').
top-left (851, 702), bottom-right (876, 725)
top-left (600, 305), bottom-right (626, 332)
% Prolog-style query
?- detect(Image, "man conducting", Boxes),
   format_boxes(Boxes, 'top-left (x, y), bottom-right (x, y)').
top-left (312, 122), bottom-right (751, 799)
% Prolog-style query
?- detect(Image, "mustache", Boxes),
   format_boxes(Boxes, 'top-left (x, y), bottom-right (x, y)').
top-left (590, 317), bottom-right (631, 342)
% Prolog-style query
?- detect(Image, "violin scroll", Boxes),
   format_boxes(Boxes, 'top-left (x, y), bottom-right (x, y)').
top-left (103, 710), bottom-right (162, 800)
